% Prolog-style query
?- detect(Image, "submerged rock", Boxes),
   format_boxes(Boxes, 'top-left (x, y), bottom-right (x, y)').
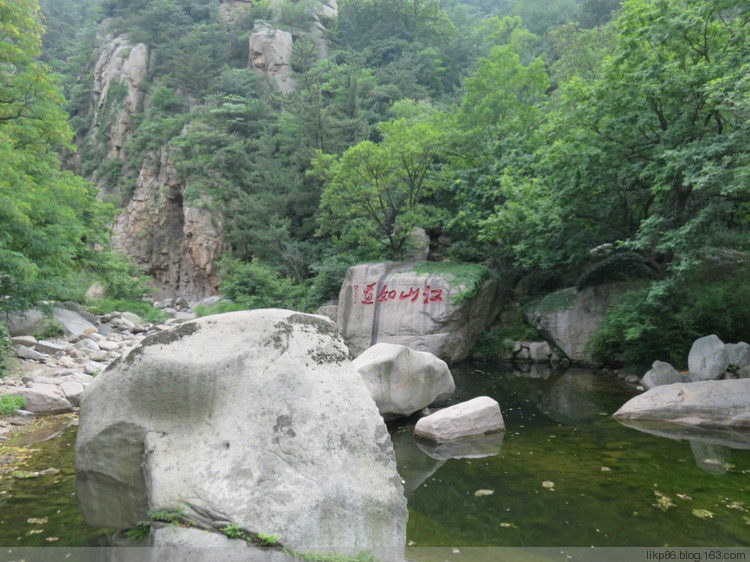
top-left (75, 309), bottom-right (406, 556)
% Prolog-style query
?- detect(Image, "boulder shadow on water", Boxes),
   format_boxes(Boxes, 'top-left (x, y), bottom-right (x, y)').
top-left (538, 370), bottom-right (623, 426)
top-left (390, 425), bottom-right (446, 497)
top-left (415, 430), bottom-right (505, 461)
top-left (614, 418), bottom-right (750, 474)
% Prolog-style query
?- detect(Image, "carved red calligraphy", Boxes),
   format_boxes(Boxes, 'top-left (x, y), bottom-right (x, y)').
top-left (358, 283), bottom-right (443, 305)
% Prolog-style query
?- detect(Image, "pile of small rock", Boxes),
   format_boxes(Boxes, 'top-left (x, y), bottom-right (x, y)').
top-left (0, 304), bottom-right (197, 441)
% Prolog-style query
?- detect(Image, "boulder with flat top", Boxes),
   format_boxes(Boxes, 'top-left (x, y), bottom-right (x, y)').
top-left (414, 396), bottom-right (505, 442)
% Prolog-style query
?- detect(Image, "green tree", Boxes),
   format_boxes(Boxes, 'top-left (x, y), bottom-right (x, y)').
top-left (0, 0), bottom-right (104, 311)
top-left (542, 0), bottom-right (750, 273)
top-left (316, 101), bottom-right (447, 259)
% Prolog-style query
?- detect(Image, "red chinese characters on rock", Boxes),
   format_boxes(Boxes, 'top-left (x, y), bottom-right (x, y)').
top-left (358, 283), bottom-right (443, 305)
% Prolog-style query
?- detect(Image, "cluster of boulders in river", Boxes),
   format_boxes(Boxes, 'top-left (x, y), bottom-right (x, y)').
top-left (67, 309), bottom-right (503, 558)
top-left (615, 334), bottom-right (750, 428)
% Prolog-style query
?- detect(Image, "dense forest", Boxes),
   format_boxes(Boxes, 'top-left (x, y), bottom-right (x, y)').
top-left (2, 0), bottom-right (750, 369)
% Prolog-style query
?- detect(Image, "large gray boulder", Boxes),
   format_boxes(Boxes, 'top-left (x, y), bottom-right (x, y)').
top-left (688, 335), bottom-right (729, 381)
top-left (352, 343), bottom-right (455, 418)
top-left (526, 283), bottom-right (631, 363)
top-left (641, 360), bottom-right (683, 390)
top-left (725, 342), bottom-right (750, 370)
top-left (613, 379), bottom-right (750, 428)
top-left (337, 262), bottom-right (504, 363)
top-left (75, 310), bottom-right (406, 557)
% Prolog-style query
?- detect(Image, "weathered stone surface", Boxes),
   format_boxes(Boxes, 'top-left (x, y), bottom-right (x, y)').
top-left (10, 384), bottom-right (73, 415)
top-left (111, 147), bottom-right (223, 300)
top-left (52, 308), bottom-right (98, 336)
top-left (75, 339), bottom-right (101, 354)
top-left (528, 341), bottom-right (555, 363)
top-left (15, 345), bottom-right (46, 361)
top-left (11, 335), bottom-right (37, 347)
top-left (61, 381), bottom-right (86, 407)
top-left (249, 23), bottom-right (295, 93)
top-left (641, 360), bottom-right (683, 390)
top-left (144, 525), bottom-right (294, 562)
top-left (35, 340), bottom-right (70, 355)
top-left (526, 283), bottom-right (632, 363)
top-left (4, 309), bottom-right (46, 337)
top-left (688, 335), bottom-right (729, 381)
top-left (76, 310), bottom-right (406, 555)
top-left (725, 342), bottom-right (750, 370)
top-left (91, 34), bottom-right (149, 160)
top-left (353, 343), bottom-right (455, 418)
top-left (338, 262), bottom-right (504, 363)
top-left (613, 379), bottom-right (750, 428)
top-left (414, 396), bottom-right (505, 442)
top-left (415, 431), bottom-right (505, 460)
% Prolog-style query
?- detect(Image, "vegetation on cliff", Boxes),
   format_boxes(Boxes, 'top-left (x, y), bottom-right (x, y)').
top-left (4, 0), bottom-right (750, 365)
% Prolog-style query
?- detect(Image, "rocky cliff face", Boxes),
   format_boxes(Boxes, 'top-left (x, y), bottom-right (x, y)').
top-left (90, 28), bottom-right (149, 162)
top-left (83, 2), bottom-right (335, 299)
top-left (90, 29), bottom-right (223, 299)
top-left (248, 0), bottom-right (337, 92)
top-left (110, 148), bottom-right (223, 300)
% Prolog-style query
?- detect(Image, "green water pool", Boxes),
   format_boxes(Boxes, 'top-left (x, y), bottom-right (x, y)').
top-left (0, 361), bottom-right (748, 549)
top-left (396, 362), bottom-right (750, 547)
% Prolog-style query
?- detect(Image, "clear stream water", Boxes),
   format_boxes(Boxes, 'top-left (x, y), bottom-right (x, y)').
top-left (1, 361), bottom-right (749, 548)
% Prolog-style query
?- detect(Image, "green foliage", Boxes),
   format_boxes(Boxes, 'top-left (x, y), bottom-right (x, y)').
top-left (412, 261), bottom-right (490, 304)
top-left (87, 299), bottom-right (168, 324)
top-left (588, 261), bottom-right (750, 368)
top-left (256, 532), bottom-right (279, 546)
top-left (221, 523), bottom-right (245, 539)
top-left (148, 507), bottom-right (184, 524)
top-left (576, 251), bottom-right (655, 290)
top-left (472, 321), bottom-right (540, 358)
top-left (284, 549), bottom-right (377, 562)
top-left (316, 102), bottom-right (448, 259)
top-left (0, 322), bottom-right (12, 377)
top-left (0, 395), bottom-right (27, 417)
top-left (194, 301), bottom-right (246, 317)
top-left (124, 521), bottom-right (151, 543)
top-left (220, 258), bottom-right (310, 312)
top-left (37, 319), bottom-right (65, 340)
top-left (0, 0), bottom-right (115, 313)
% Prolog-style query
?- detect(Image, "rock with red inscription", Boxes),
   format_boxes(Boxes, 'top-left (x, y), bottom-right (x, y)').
top-left (337, 262), bottom-right (504, 363)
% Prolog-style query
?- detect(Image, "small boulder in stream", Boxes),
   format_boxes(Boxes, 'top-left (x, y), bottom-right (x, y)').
top-left (414, 396), bottom-right (505, 442)
top-left (75, 309), bottom-right (406, 557)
